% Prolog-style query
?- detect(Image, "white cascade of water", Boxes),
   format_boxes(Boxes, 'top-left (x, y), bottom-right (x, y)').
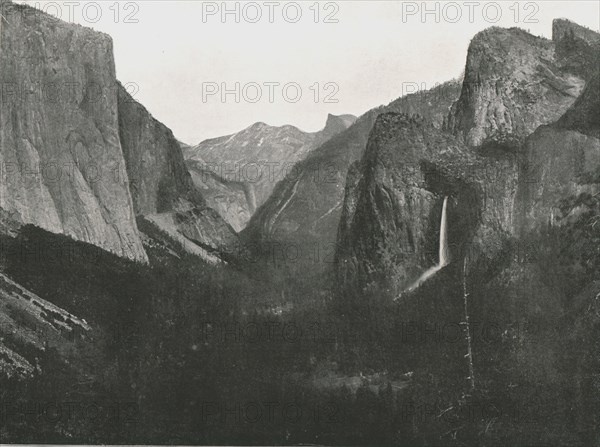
top-left (438, 196), bottom-right (449, 267)
top-left (405, 196), bottom-right (450, 292)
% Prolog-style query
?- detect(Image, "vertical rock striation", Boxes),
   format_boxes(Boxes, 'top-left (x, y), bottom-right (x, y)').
top-left (0, 1), bottom-right (147, 262)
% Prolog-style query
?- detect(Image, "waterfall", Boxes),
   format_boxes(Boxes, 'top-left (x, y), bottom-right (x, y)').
top-left (439, 196), bottom-right (449, 267)
top-left (404, 196), bottom-right (450, 292)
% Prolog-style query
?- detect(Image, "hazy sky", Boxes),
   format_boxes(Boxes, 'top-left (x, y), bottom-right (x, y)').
top-left (15, 1), bottom-right (600, 144)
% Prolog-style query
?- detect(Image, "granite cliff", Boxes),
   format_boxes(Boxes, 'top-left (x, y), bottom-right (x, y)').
top-left (117, 85), bottom-right (238, 262)
top-left (336, 20), bottom-right (599, 294)
top-left (0, 1), bottom-right (237, 266)
top-left (0, 1), bottom-right (147, 262)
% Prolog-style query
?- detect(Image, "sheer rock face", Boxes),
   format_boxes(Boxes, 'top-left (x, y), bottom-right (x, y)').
top-left (446, 22), bottom-right (599, 268)
top-left (517, 127), bottom-right (599, 233)
top-left (336, 101), bottom-right (599, 294)
top-left (336, 24), bottom-right (599, 295)
top-left (556, 73), bottom-right (600, 139)
top-left (336, 115), bottom-right (460, 291)
top-left (0, 2), bottom-right (147, 262)
top-left (335, 113), bottom-right (506, 292)
top-left (242, 81), bottom-right (462, 274)
top-left (117, 86), bottom-right (238, 259)
top-left (516, 75), bottom-right (600, 235)
top-left (184, 114), bottom-right (357, 231)
top-left (117, 84), bottom-right (205, 216)
top-left (0, 2), bottom-right (236, 263)
top-left (446, 26), bottom-right (586, 148)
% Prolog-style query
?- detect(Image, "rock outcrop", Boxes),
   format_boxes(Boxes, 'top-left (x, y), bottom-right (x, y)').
top-left (553, 18), bottom-right (600, 81)
top-left (446, 25), bottom-right (587, 148)
top-left (0, 1), bottom-right (237, 265)
top-left (335, 111), bottom-right (518, 293)
top-left (117, 85), bottom-right (238, 262)
top-left (117, 83), bottom-right (205, 216)
top-left (516, 74), bottom-right (600, 236)
top-left (336, 114), bottom-right (470, 291)
top-left (242, 81), bottom-right (462, 276)
top-left (185, 159), bottom-right (252, 233)
top-left (0, 1), bottom-right (147, 262)
top-left (336, 22), bottom-right (599, 296)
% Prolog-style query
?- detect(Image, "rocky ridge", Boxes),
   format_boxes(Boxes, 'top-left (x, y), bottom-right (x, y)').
top-left (184, 114), bottom-right (357, 231)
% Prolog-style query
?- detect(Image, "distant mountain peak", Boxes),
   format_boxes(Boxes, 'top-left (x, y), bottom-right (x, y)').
top-left (249, 121), bottom-right (270, 130)
top-left (324, 113), bottom-right (358, 133)
top-left (185, 112), bottom-right (356, 231)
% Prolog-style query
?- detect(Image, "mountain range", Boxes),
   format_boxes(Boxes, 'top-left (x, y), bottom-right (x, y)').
top-left (0, 2), bottom-right (598, 444)
top-left (183, 114), bottom-right (356, 231)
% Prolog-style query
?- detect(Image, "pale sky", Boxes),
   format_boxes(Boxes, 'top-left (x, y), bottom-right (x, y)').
top-left (15, 1), bottom-right (600, 144)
